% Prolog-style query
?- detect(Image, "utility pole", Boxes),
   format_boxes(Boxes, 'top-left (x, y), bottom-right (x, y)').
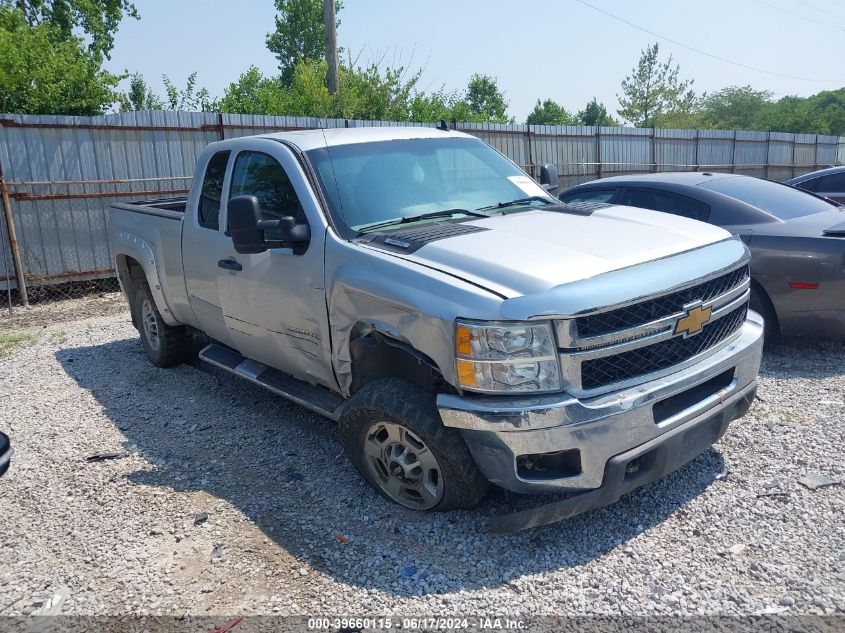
top-left (323, 0), bottom-right (338, 95)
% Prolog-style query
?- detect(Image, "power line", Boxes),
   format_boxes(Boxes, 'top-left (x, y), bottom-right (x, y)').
top-left (795, 0), bottom-right (845, 21)
top-left (751, 0), bottom-right (843, 30)
top-left (575, 0), bottom-right (842, 83)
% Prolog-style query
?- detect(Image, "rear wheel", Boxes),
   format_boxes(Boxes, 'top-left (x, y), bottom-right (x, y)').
top-left (339, 379), bottom-right (488, 511)
top-left (134, 284), bottom-right (192, 367)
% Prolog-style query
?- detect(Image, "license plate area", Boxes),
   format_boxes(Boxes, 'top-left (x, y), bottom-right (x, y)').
top-left (652, 368), bottom-right (735, 425)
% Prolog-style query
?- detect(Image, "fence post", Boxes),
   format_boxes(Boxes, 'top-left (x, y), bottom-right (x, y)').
top-left (731, 130), bottom-right (737, 173)
top-left (596, 127), bottom-right (602, 180)
top-left (217, 112), bottom-right (225, 141)
top-left (790, 135), bottom-right (797, 179)
top-left (651, 127), bottom-right (657, 172)
top-left (526, 124), bottom-right (533, 177)
top-left (693, 129), bottom-right (699, 171)
top-left (764, 131), bottom-right (771, 180)
top-left (814, 134), bottom-right (819, 169)
top-left (0, 162), bottom-right (28, 307)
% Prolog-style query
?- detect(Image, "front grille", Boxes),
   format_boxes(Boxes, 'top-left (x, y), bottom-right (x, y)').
top-left (576, 265), bottom-right (749, 338)
top-left (580, 304), bottom-right (747, 390)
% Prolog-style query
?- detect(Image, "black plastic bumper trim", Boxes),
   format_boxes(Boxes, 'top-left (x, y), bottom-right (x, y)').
top-left (484, 385), bottom-right (756, 533)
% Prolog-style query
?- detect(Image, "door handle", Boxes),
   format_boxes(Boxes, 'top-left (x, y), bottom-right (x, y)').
top-left (217, 259), bottom-right (242, 272)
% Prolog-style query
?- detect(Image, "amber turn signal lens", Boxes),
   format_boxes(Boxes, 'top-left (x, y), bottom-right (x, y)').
top-left (455, 325), bottom-right (472, 356)
top-left (457, 359), bottom-right (477, 387)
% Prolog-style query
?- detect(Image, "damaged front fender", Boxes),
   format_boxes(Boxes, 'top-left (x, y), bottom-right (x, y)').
top-left (325, 237), bottom-right (504, 395)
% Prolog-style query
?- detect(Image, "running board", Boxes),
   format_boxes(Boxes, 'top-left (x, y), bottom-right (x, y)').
top-left (198, 343), bottom-right (346, 421)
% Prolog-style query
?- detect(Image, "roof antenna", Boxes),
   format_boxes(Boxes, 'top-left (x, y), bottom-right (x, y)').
top-left (435, 119), bottom-right (449, 131)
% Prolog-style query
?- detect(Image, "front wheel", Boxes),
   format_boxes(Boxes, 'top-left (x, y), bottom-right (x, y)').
top-left (750, 285), bottom-right (778, 338)
top-left (339, 379), bottom-right (488, 511)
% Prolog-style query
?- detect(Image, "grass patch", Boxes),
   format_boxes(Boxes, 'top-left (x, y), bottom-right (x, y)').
top-left (49, 330), bottom-right (67, 344)
top-left (0, 332), bottom-right (40, 358)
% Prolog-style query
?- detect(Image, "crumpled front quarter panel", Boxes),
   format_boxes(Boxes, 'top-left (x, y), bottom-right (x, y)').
top-left (325, 236), bottom-right (504, 395)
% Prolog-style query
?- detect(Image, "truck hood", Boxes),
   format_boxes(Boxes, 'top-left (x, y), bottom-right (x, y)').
top-left (398, 205), bottom-right (732, 298)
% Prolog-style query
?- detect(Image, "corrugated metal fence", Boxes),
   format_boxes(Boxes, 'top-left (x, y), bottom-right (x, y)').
top-left (0, 110), bottom-right (843, 299)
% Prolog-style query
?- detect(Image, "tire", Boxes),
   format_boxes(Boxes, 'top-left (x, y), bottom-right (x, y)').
top-left (134, 283), bottom-right (192, 368)
top-left (750, 284), bottom-right (778, 338)
top-left (339, 379), bottom-right (488, 511)
top-left (0, 431), bottom-right (10, 478)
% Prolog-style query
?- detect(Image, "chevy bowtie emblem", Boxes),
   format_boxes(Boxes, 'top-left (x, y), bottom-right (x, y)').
top-left (674, 303), bottom-right (712, 337)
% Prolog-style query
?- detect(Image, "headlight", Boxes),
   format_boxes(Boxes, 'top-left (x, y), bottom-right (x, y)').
top-left (455, 320), bottom-right (561, 394)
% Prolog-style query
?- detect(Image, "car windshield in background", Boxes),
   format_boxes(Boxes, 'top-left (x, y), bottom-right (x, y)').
top-left (699, 176), bottom-right (838, 220)
top-left (306, 137), bottom-right (551, 232)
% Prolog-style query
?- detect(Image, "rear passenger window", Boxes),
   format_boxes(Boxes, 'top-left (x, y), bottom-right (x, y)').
top-left (198, 151), bottom-right (230, 230)
top-left (229, 151), bottom-right (306, 240)
top-left (817, 173), bottom-right (845, 193)
top-left (622, 189), bottom-right (709, 222)
top-left (560, 189), bottom-right (616, 204)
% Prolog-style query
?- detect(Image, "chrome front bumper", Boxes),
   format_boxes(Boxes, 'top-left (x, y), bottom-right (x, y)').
top-left (437, 311), bottom-right (764, 494)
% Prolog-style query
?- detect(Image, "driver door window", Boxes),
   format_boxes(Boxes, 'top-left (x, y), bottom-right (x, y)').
top-left (229, 151), bottom-right (306, 240)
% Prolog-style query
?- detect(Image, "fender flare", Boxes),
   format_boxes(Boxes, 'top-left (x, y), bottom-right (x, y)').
top-left (112, 229), bottom-right (180, 327)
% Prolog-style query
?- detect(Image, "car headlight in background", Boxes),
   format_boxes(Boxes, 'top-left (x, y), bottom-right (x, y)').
top-left (455, 320), bottom-right (562, 394)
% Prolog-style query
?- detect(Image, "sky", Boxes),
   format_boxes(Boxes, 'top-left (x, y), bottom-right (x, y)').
top-left (104, 0), bottom-right (845, 122)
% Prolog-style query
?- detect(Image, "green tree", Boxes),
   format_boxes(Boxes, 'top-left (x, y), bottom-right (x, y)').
top-left (266, 0), bottom-right (342, 85)
top-left (6, 0), bottom-right (138, 58)
top-left (219, 61), bottom-right (518, 124)
top-left (617, 43), bottom-right (696, 127)
top-left (754, 89), bottom-right (845, 137)
top-left (577, 97), bottom-right (618, 126)
top-left (409, 88), bottom-right (470, 123)
top-left (118, 72), bottom-right (163, 111)
top-left (466, 74), bottom-right (511, 123)
top-left (756, 95), bottom-right (820, 135)
top-left (162, 72), bottom-right (216, 111)
top-left (806, 88), bottom-right (845, 137)
top-left (525, 98), bottom-right (576, 125)
top-left (652, 109), bottom-right (703, 129)
top-left (0, 7), bottom-right (122, 114)
top-left (220, 59), bottom-right (422, 120)
top-left (698, 86), bottom-right (773, 130)
top-left (219, 66), bottom-right (289, 115)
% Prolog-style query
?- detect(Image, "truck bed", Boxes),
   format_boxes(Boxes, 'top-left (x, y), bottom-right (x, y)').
top-left (111, 196), bottom-right (188, 217)
top-left (108, 197), bottom-right (194, 327)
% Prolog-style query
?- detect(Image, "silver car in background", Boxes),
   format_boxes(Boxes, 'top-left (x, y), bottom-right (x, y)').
top-left (787, 166), bottom-right (845, 205)
top-left (561, 172), bottom-right (845, 339)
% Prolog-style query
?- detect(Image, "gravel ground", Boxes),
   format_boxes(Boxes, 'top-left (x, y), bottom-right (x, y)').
top-left (0, 306), bottom-right (843, 620)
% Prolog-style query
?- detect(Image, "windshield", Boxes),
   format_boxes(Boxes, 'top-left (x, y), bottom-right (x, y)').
top-left (698, 176), bottom-right (838, 220)
top-left (305, 137), bottom-right (552, 232)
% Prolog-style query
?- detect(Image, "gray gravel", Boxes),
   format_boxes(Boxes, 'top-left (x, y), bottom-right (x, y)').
top-left (0, 308), bottom-right (843, 618)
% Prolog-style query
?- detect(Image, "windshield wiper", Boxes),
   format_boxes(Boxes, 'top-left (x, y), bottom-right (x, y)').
top-left (357, 208), bottom-right (489, 233)
top-left (478, 196), bottom-right (555, 212)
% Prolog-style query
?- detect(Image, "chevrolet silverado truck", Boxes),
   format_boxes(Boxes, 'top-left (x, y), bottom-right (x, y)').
top-left (109, 127), bottom-right (763, 531)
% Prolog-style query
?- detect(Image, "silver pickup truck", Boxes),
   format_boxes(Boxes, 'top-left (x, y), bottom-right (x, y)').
top-left (109, 127), bottom-right (763, 531)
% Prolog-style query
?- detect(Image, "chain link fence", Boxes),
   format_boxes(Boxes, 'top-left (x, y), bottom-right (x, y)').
top-left (1, 176), bottom-right (190, 314)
